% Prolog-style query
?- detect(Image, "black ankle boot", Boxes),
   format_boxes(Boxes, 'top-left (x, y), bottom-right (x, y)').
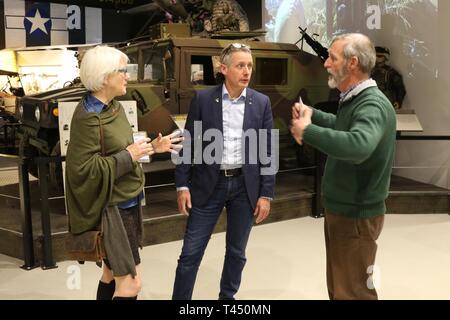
top-left (112, 296), bottom-right (137, 300)
top-left (96, 280), bottom-right (116, 300)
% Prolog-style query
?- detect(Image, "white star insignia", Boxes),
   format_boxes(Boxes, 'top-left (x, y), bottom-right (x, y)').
top-left (26, 9), bottom-right (50, 35)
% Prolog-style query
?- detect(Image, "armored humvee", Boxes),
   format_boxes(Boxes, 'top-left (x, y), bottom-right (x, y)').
top-left (14, 35), bottom-right (329, 186)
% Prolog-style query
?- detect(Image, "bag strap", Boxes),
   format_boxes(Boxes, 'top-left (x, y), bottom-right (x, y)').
top-left (98, 118), bottom-right (105, 156)
top-left (67, 110), bottom-right (107, 235)
top-left (98, 117), bottom-right (105, 234)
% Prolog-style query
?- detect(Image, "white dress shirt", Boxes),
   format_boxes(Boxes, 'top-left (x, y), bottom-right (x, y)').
top-left (221, 85), bottom-right (246, 170)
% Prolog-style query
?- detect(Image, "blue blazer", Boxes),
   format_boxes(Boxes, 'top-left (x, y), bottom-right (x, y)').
top-left (175, 85), bottom-right (276, 209)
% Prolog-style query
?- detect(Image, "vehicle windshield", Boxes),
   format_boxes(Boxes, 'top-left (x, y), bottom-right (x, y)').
top-left (126, 50), bottom-right (139, 82)
top-left (142, 44), bottom-right (173, 83)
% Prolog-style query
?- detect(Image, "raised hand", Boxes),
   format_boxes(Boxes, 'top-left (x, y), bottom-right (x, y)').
top-left (126, 137), bottom-right (154, 161)
top-left (151, 130), bottom-right (184, 154)
top-left (290, 107), bottom-right (313, 146)
top-left (292, 102), bottom-right (312, 120)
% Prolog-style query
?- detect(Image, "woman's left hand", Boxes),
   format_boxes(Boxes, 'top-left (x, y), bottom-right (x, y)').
top-left (151, 130), bottom-right (184, 154)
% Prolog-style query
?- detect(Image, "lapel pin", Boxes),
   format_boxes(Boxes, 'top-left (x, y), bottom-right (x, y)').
top-left (215, 98), bottom-right (220, 103)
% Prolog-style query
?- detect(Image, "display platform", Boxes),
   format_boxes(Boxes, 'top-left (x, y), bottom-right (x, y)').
top-left (0, 167), bottom-right (448, 265)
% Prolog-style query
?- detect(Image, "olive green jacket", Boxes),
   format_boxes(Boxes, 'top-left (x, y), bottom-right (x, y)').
top-left (65, 99), bottom-right (144, 234)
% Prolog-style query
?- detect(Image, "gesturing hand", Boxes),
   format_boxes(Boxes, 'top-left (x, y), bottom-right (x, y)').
top-left (152, 130), bottom-right (184, 154)
top-left (126, 138), bottom-right (154, 161)
top-left (290, 106), bottom-right (313, 145)
top-left (292, 102), bottom-right (312, 119)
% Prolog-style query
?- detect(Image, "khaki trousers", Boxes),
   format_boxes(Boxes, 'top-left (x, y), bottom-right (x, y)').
top-left (324, 211), bottom-right (384, 300)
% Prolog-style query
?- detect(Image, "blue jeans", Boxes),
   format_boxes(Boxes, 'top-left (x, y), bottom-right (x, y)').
top-left (172, 175), bottom-right (254, 300)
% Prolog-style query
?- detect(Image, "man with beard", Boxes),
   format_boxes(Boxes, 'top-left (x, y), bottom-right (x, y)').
top-left (290, 33), bottom-right (396, 300)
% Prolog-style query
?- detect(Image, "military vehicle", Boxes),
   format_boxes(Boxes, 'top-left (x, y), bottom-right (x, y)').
top-left (13, 33), bottom-right (330, 187)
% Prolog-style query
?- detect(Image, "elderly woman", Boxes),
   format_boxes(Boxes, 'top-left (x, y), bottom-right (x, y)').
top-left (65, 46), bottom-right (182, 300)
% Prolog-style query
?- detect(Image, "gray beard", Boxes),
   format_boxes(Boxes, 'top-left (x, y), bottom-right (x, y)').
top-left (328, 77), bottom-right (338, 89)
top-left (327, 69), bottom-right (348, 89)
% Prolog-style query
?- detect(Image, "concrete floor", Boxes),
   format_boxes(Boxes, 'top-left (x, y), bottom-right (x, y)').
top-left (1, 214), bottom-right (450, 300)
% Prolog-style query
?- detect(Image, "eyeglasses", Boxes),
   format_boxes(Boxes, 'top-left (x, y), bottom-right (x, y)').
top-left (114, 68), bottom-right (129, 76)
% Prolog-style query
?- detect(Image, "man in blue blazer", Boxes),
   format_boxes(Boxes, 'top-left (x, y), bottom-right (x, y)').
top-left (172, 43), bottom-right (276, 300)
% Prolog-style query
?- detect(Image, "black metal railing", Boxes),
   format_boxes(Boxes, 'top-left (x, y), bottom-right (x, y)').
top-left (13, 155), bottom-right (62, 270)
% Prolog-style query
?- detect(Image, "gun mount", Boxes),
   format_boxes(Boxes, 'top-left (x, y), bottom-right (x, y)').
top-left (296, 27), bottom-right (329, 62)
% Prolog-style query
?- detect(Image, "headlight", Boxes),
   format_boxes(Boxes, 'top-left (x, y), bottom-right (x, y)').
top-left (35, 107), bottom-right (41, 122)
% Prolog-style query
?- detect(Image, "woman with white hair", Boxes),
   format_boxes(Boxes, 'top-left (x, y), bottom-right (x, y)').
top-left (65, 46), bottom-right (182, 300)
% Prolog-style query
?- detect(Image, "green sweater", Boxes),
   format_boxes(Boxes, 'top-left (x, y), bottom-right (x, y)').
top-left (303, 86), bottom-right (396, 218)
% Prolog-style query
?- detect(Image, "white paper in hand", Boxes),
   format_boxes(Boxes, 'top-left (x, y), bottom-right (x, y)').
top-left (298, 96), bottom-right (303, 119)
top-left (133, 131), bottom-right (150, 163)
